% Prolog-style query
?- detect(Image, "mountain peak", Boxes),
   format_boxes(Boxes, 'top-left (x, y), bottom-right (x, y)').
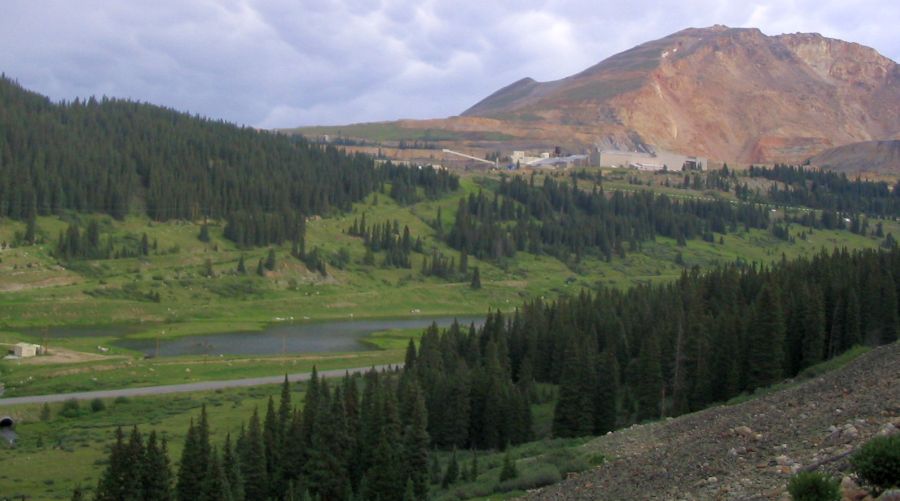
top-left (457, 26), bottom-right (900, 163)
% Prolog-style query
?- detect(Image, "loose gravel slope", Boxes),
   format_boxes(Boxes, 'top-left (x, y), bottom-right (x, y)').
top-left (526, 342), bottom-right (900, 500)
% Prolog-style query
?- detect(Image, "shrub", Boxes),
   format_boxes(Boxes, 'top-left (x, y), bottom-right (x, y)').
top-left (787, 471), bottom-right (840, 501)
top-left (496, 463), bottom-right (561, 493)
top-left (39, 403), bottom-right (51, 421)
top-left (499, 451), bottom-right (518, 482)
top-left (59, 399), bottom-right (81, 418)
top-left (851, 435), bottom-right (900, 494)
top-left (90, 398), bottom-right (105, 412)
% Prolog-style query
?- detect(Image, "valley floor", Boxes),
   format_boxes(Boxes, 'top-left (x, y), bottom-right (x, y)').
top-left (525, 342), bottom-right (900, 500)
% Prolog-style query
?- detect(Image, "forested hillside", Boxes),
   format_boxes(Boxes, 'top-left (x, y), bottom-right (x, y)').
top-left (79, 247), bottom-right (900, 501)
top-left (0, 76), bottom-right (457, 246)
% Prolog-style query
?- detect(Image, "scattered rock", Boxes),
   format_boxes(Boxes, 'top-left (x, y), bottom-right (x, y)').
top-left (735, 425), bottom-right (754, 438)
top-left (877, 422), bottom-right (898, 437)
top-left (877, 490), bottom-right (900, 501)
top-left (841, 476), bottom-right (870, 501)
top-left (826, 423), bottom-right (860, 445)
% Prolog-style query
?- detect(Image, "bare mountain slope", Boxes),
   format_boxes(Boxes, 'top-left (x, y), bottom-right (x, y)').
top-left (809, 140), bottom-right (900, 176)
top-left (291, 26), bottom-right (899, 166)
top-left (525, 342), bottom-right (900, 500)
top-left (462, 26), bottom-right (900, 164)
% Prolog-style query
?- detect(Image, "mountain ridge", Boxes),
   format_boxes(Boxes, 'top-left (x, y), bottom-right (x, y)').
top-left (458, 25), bottom-right (900, 164)
top-left (295, 26), bottom-right (900, 168)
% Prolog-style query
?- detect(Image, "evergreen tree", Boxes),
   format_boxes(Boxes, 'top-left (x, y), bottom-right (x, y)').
top-left (240, 409), bottom-right (268, 501)
top-left (94, 426), bottom-right (142, 501)
top-left (441, 449), bottom-right (459, 488)
top-left (429, 454), bottom-right (441, 485)
top-left (237, 254), bottom-right (246, 274)
top-left (634, 335), bottom-right (663, 422)
top-left (593, 350), bottom-right (619, 435)
top-left (265, 248), bottom-right (277, 271)
top-left (400, 381), bottom-right (430, 500)
top-left (263, 396), bottom-right (282, 498)
top-left (143, 431), bottom-right (173, 501)
top-left (176, 410), bottom-right (210, 501)
top-left (499, 450), bottom-right (518, 482)
top-left (470, 267), bottom-right (482, 290)
top-left (552, 338), bottom-right (594, 437)
top-left (746, 284), bottom-right (785, 390)
top-left (198, 224), bottom-right (210, 243)
top-left (222, 434), bottom-right (244, 501)
top-left (201, 448), bottom-right (232, 501)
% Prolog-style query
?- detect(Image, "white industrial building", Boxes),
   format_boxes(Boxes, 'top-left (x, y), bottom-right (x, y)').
top-left (597, 148), bottom-right (706, 171)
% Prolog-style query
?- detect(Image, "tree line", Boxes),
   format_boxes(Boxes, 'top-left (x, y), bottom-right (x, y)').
top-left (0, 76), bottom-right (458, 248)
top-left (533, 247), bottom-right (897, 435)
top-left (746, 164), bottom-right (900, 217)
top-left (446, 175), bottom-right (771, 262)
top-left (89, 368), bottom-right (431, 501)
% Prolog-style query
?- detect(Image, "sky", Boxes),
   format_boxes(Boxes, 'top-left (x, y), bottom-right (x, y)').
top-left (2, 1), bottom-right (898, 129)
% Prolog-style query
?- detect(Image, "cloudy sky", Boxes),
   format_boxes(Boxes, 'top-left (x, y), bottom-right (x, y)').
top-left (2, 1), bottom-right (898, 129)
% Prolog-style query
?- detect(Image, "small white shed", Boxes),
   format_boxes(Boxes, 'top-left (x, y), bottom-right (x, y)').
top-left (12, 343), bottom-right (40, 358)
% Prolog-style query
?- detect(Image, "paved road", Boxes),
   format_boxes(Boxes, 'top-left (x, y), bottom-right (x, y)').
top-left (0, 364), bottom-right (400, 407)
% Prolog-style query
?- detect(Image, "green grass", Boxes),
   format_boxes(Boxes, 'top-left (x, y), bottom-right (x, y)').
top-left (0, 171), bottom-right (893, 399)
top-left (0, 383), bottom-right (300, 499)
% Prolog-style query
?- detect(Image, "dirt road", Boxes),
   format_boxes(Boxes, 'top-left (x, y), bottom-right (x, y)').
top-left (0, 364), bottom-right (399, 407)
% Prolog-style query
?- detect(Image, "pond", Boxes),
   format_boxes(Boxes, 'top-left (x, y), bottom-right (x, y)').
top-left (113, 316), bottom-right (483, 357)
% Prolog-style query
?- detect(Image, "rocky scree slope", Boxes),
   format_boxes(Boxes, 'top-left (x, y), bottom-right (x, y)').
top-left (524, 342), bottom-right (900, 500)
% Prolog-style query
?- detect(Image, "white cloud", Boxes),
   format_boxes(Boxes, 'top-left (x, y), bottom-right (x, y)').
top-left (0, 0), bottom-right (897, 128)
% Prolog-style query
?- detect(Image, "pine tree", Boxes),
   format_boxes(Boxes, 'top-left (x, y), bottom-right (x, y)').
top-left (634, 334), bottom-right (663, 422)
top-left (23, 216), bottom-right (36, 244)
top-left (239, 409), bottom-right (268, 501)
top-left (201, 448), bottom-right (232, 501)
top-left (177, 409), bottom-right (210, 501)
top-left (265, 248), bottom-right (277, 271)
top-left (143, 431), bottom-right (173, 501)
top-left (552, 337), bottom-right (595, 437)
top-left (429, 454), bottom-right (441, 485)
top-left (95, 426), bottom-right (143, 501)
top-left (801, 286), bottom-right (826, 368)
top-left (222, 434), bottom-right (244, 501)
top-left (366, 385), bottom-right (404, 500)
top-left (400, 381), bottom-right (430, 500)
top-left (470, 266), bottom-right (481, 290)
top-left (499, 450), bottom-right (518, 482)
top-left (262, 396), bottom-right (282, 498)
top-left (256, 258), bottom-right (265, 276)
top-left (441, 449), bottom-right (459, 488)
top-left (307, 383), bottom-right (350, 500)
top-left (746, 284), bottom-right (785, 390)
top-left (237, 254), bottom-right (246, 274)
top-left (198, 224), bottom-right (210, 243)
top-left (593, 350), bottom-right (619, 435)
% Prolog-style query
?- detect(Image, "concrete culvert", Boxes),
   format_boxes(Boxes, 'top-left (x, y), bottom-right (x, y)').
top-left (0, 416), bottom-right (15, 446)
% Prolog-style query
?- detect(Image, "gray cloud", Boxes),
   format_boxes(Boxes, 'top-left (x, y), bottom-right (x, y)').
top-left (1, 0), bottom-right (898, 128)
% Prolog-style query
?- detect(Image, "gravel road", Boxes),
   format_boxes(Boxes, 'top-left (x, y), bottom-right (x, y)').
top-left (0, 364), bottom-right (399, 407)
